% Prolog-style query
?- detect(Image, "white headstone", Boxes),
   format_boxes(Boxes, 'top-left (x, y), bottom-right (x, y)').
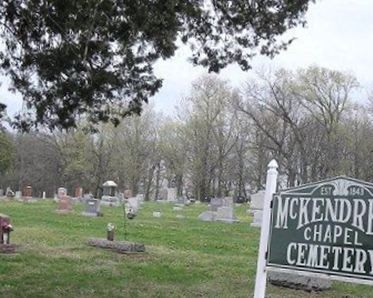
top-left (250, 190), bottom-right (265, 210)
top-left (152, 211), bottom-right (161, 218)
top-left (15, 191), bottom-right (21, 199)
top-left (167, 187), bottom-right (177, 202)
top-left (250, 191), bottom-right (265, 228)
top-left (215, 206), bottom-right (239, 223)
top-left (251, 210), bottom-right (263, 227)
top-left (128, 197), bottom-right (140, 213)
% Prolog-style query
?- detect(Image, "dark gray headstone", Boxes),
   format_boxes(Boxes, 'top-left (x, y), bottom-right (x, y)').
top-left (82, 199), bottom-right (100, 216)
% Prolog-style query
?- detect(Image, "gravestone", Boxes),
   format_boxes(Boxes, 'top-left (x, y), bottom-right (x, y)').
top-left (22, 185), bottom-right (32, 199)
top-left (128, 197), bottom-right (140, 213)
top-left (101, 181), bottom-right (120, 206)
top-left (167, 187), bottom-right (177, 202)
top-left (198, 197), bottom-right (222, 221)
top-left (136, 194), bottom-right (144, 201)
top-left (57, 187), bottom-right (67, 199)
top-left (215, 206), bottom-right (239, 223)
top-left (82, 199), bottom-right (101, 217)
top-left (6, 187), bottom-right (14, 198)
top-left (14, 191), bottom-right (21, 199)
top-left (0, 189), bottom-right (4, 197)
top-left (198, 197), bottom-right (238, 223)
top-left (176, 196), bottom-right (191, 206)
top-left (221, 197), bottom-right (234, 207)
top-left (75, 186), bottom-right (83, 199)
top-left (158, 188), bottom-right (168, 200)
top-left (124, 189), bottom-right (132, 199)
top-left (216, 197), bottom-right (238, 223)
top-left (42, 191), bottom-right (46, 199)
top-left (102, 180), bottom-right (117, 196)
top-left (56, 196), bottom-right (72, 213)
top-left (82, 193), bottom-right (93, 202)
top-left (152, 211), bottom-right (161, 218)
top-left (210, 198), bottom-right (224, 211)
top-left (249, 190), bottom-right (265, 227)
top-left (0, 213), bottom-right (15, 253)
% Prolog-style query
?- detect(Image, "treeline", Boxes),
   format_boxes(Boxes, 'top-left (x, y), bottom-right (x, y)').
top-left (1, 66), bottom-right (373, 200)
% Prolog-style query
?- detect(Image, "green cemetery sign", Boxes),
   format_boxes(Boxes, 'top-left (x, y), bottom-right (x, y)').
top-left (267, 176), bottom-right (373, 281)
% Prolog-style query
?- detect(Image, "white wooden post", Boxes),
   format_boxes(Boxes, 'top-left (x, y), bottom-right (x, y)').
top-left (254, 159), bottom-right (278, 298)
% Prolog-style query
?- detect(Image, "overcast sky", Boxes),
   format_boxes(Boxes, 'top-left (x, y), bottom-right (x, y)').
top-left (1, 0), bottom-right (373, 118)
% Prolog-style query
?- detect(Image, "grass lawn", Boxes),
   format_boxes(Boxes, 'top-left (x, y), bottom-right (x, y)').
top-left (0, 200), bottom-right (372, 297)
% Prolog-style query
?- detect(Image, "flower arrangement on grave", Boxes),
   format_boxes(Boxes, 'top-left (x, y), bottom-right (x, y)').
top-left (0, 216), bottom-right (13, 245)
top-left (106, 223), bottom-right (115, 241)
top-left (127, 207), bottom-right (136, 220)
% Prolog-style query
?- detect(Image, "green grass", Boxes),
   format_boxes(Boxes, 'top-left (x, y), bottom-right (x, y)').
top-left (0, 200), bottom-right (372, 297)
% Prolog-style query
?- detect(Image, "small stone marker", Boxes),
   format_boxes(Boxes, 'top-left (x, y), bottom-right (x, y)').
top-left (152, 211), bottom-right (161, 218)
top-left (173, 206), bottom-right (183, 211)
top-left (82, 198), bottom-right (101, 217)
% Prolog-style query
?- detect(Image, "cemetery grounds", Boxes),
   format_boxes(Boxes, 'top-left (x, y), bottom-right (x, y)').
top-left (0, 200), bottom-right (372, 297)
